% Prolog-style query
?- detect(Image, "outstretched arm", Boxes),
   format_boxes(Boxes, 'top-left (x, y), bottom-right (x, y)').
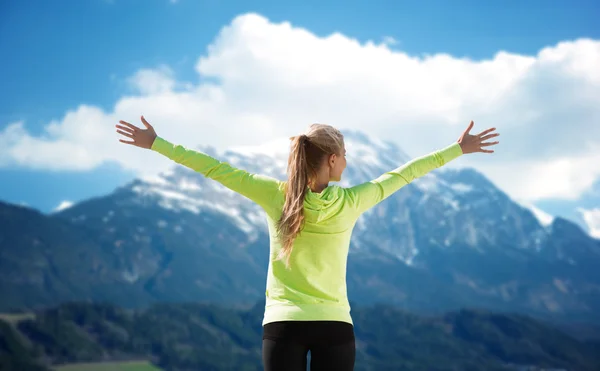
top-left (116, 116), bottom-right (282, 210)
top-left (346, 121), bottom-right (499, 215)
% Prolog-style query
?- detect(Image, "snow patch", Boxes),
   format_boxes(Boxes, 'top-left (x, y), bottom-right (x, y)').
top-left (179, 178), bottom-right (202, 191)
top-left (444, 198), bottom-right (460, 211)
top-left (54, 200), bottom-right (74, 212)
top-left (132, 183), bottom-right (265, 235)
top-left (141, 174), bottom-right (170, 186)
top-left (450, 183), bottom-right (474, 193)
top-left (122, 269), bottom-right (139, 283)
top-left (414, 174), bottom-right (440, 193)
top-left (403, 247), bottom-right (419, 266)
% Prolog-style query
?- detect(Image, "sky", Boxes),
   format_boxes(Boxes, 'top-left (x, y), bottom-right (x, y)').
top-left (1, 0), bottom-right (599, 237)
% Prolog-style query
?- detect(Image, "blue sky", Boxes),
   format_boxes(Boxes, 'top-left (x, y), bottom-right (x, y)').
top-left (1, 0), bottom-right (599, 234)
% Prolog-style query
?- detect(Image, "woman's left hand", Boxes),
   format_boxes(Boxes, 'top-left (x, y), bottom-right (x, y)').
top-left (457, 121), bottom-right (500, 154)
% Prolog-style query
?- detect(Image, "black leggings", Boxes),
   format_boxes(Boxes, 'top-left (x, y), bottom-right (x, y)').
top-left (262, 321), bottom-right (356, 371)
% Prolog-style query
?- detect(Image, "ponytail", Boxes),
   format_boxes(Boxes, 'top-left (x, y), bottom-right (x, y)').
top-left (275, 124), bottom-right (345, 268)
top-left (276, 134), bottom-right (310, 267)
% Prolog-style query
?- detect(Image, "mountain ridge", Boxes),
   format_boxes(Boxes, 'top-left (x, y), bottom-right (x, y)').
top-left (1, 129), bottom-right (599, 323)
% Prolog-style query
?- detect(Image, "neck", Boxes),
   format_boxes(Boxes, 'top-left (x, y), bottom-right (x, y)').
top-left (309, 169), bottom-right (330, 193)
top-left (310, 181), bottom-right (329, 194)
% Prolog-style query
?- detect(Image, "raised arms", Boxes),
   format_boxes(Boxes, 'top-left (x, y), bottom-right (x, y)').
top-left (116, 116), bottom-right (282, 210)
top-left (347, 121), bottom-right (499, 215)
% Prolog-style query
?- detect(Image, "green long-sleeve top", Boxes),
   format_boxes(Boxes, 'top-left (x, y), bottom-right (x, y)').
top-left (151, 136), bottom-right (464, 325)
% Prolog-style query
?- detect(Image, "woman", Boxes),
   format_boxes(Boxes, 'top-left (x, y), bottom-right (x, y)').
top-left (116, 116), bottom-right (499, 371)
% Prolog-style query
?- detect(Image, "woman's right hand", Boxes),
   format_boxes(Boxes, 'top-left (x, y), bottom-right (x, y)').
top-left (457, 121), bottom-right (500, 154)
top-left (116, 115), bottom-right (158, 149)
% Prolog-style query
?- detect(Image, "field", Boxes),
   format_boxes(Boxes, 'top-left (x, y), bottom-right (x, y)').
top-left (53, 360), bottom-right (162, 371)
top-left (0, 313), bottom-right (162, 371)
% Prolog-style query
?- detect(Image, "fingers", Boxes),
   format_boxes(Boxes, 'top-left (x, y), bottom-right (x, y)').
top-left (461, 121), bottom-right (499, 154)
top-left (478, 140), bottom-right (498, 153)
top-left (116, 129), bottom-right (135, 139)
top-left (476, 127), bottom-right (496, 137)
top-left (465, 120), bottom-right (474, 134)
top-left (141, 115), bottom-right (152, 129)
top-left (116, 120), bottom-right (137, 146)
top-left (119, 120), bottom-right (139, 132)
top-left (480, 132), bottom-right (500, 141)
top-left (115, 124), bottom-right (135, 134)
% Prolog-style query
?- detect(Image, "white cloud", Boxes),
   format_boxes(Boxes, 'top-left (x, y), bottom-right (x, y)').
top-left (127, 65), bottom-right (176, 95)
top-left (577, 207), bottom-right (600, 238)
top-left (1, 13), bottom-right (599, 202)
top-left (483, 147), bottom-right (600, 201)
top-left (54, 200), bottom-right (74, 212)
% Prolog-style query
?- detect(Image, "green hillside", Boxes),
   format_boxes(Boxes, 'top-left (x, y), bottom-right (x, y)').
top-left (1, 301), bottom-right (599, 371)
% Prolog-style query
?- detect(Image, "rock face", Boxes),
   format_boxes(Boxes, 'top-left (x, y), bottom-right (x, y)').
top-left (2, 129), bottom-right (599, 322)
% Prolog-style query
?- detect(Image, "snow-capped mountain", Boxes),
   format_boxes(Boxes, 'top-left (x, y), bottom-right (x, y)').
top-left (2, 130), bottom-right (600, 322)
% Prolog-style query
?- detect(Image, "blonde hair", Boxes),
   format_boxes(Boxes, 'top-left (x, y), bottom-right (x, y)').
top-left (275, 123), bottom-right (345, 266)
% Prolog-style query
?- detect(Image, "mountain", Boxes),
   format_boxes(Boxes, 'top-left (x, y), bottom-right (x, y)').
top-left (2, 301), bottom-right (600, 371)
top-left (1, 129), bottom-right (600, 322)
